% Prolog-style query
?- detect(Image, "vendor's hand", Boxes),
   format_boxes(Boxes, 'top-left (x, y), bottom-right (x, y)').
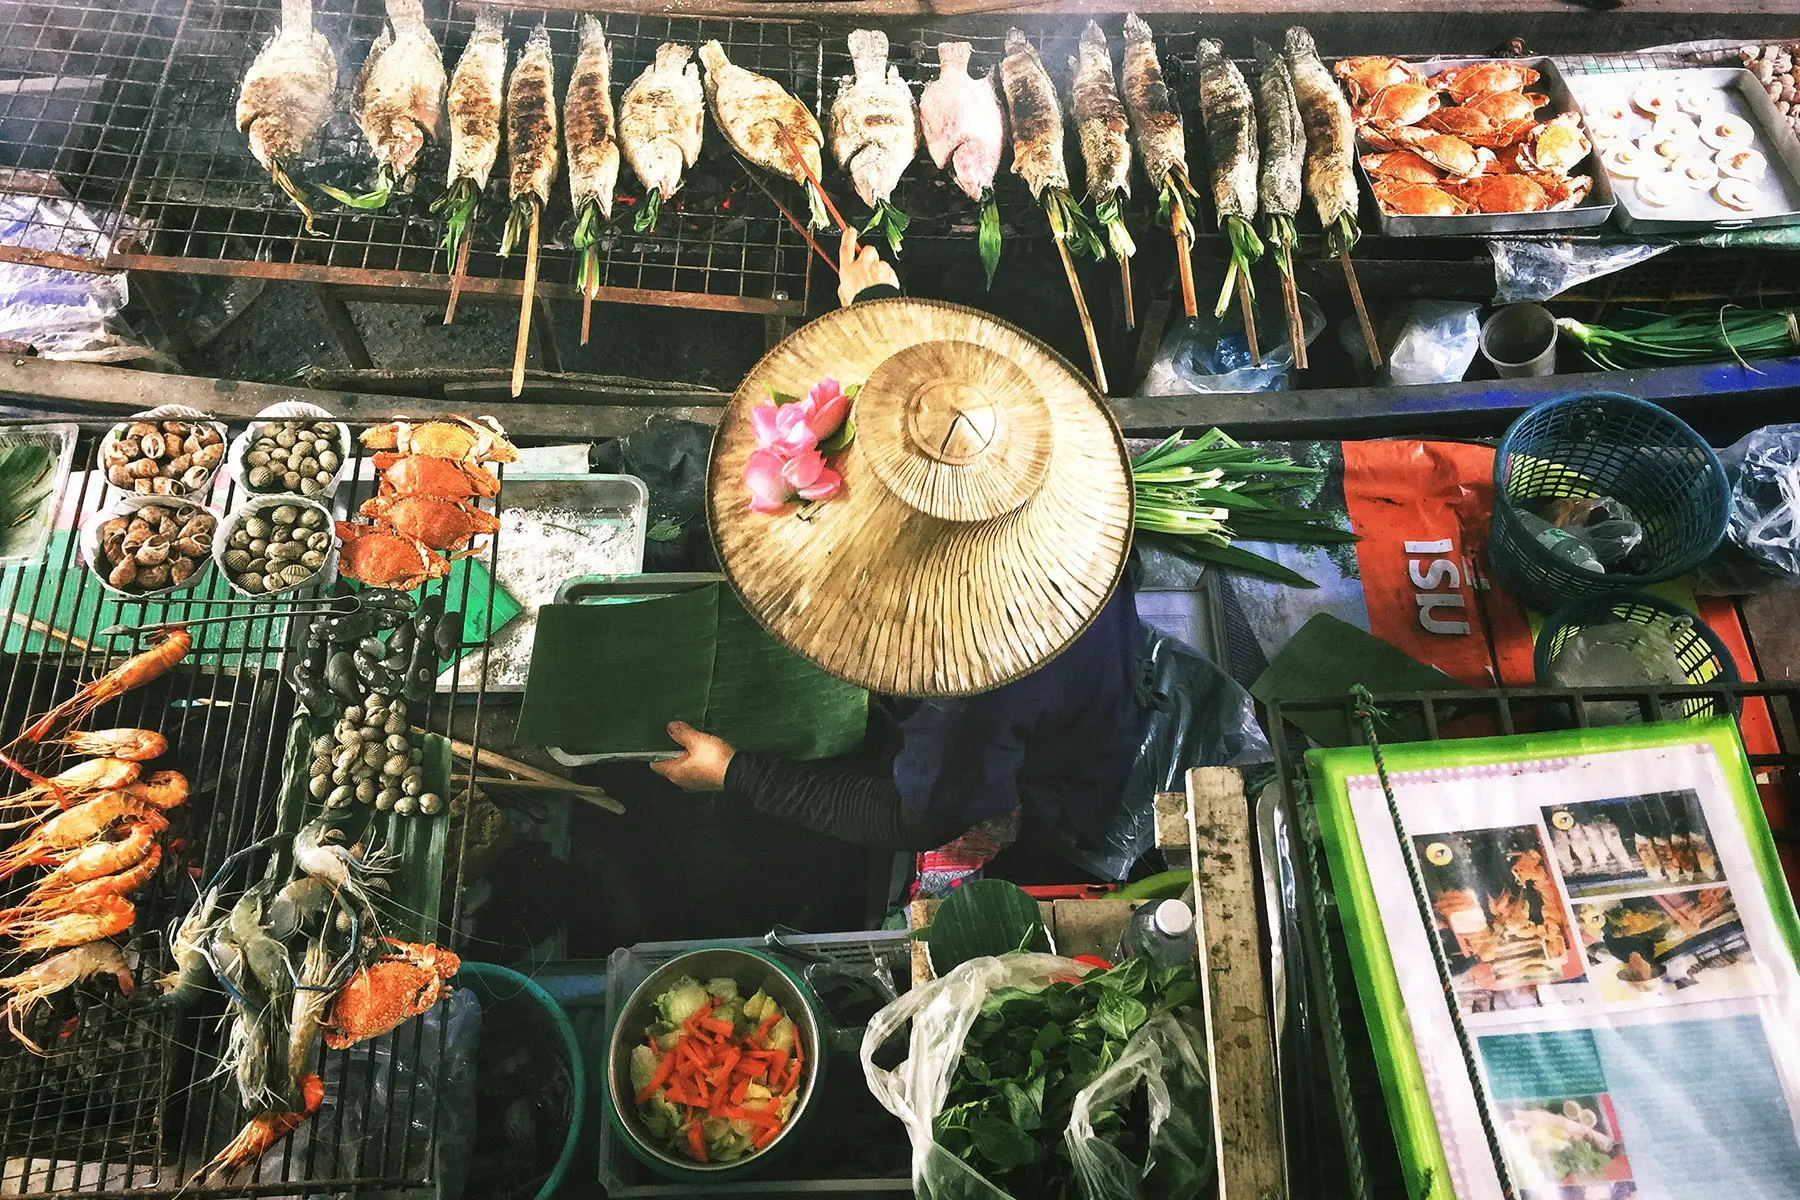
top-left (837, 229), bottom-right (898, 307)
top-left (650, 721), bottom-right (735, 792)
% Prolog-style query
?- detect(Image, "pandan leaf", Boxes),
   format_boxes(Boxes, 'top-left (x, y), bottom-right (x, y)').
top-left (634, 187), bottom-right (663, 234)
top-left (434, 179), bottom-right (479, 259)
top-left (498, 198), bottom-right (534, 257)
top-left (924, 879), bottom-right (1050, 974)
top-left (269, 161), bottom-right (320, 235)
top-left (978, 192), bottom-right (1001, 290)
top-left (320, 166), bottom-right (394, 211)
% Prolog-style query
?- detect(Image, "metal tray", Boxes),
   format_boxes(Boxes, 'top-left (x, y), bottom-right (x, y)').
top-left (1354, 56), bottom-right (1617, 235)
top-left (1562, 66), bottom-right (1800, 233)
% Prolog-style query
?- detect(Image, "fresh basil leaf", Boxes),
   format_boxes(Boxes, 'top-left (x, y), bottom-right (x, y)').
top-left (1000, 1080), bottom-right (1042, 1131)
top-left (1033, 1023), bottom-right (1064, 1054)
top-left (963, 1057), bottom-right (992, 1083)
top-left (1097, 991), bottom-right (1148, 1041)
top-left (970, 1114), bottom-right (1045, 1171)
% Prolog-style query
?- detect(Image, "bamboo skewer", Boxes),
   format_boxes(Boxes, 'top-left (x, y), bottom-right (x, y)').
top-left (443, 234), bottom-right (472, 326)
top-left (8, 613), bottom-right (89, 652)
top-left (1340, 237), bottom-right (1382, 371)
top-left (1279, 241), bottom-right (1308, 370)
top-left (1172, 207), bottom-right (1198, 319)
top-left (1119, 257), bottom-right (1135, 332)
top-left (743, 169), bottom-right (839, 275)
top-left (452, 772), bottom-right (625, 814)
top-left (778, 126), bottom-right (846, 234)
top-left (1054, 234), bottom-right (1108, 394)
top-left (580, 288), bottom-right (593, 346)
top-left (511, 199), bottom-right (541, 398)
top-left (1236, 271), bottom-right (1261, 367)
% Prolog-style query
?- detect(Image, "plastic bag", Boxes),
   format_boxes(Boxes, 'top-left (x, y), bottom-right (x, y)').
top-left (1067, 1013), bottom-right (1215, 1200)
top-left (1063, 628), bottom-right (1271, 882)
top-left (589, 415), bottom-right (718, 573)
top-left (1139, 293), bottom-right (1325, 396)
top-left (861, 954), bottom-right (1213, 1200)
top-left (1695, 422), bottom-right (1800, 593)
top-left (1525, 495), bottom-right (1647, 573)
top-left (1488, 239), bottom-right (1671, 304)
top-left (1541, 620), bottom-right (1691, 725)
top-left (0, 192), bottom-right (158, 362)
top-left (1384, 300), bottom-right (1480, 385)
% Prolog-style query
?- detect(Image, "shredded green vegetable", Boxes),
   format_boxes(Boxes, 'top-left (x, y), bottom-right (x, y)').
top-left (1559, 307), bottom-right (1800, 371)
top-left (1132, 429), bottom-right (1357, 588)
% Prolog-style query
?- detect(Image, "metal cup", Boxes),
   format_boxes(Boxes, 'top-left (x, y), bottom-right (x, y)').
top-left (1481, 303), bottom-right (1559, 377)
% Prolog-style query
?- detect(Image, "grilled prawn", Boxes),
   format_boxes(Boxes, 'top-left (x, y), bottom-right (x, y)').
top-left (0, 942), bottom-right (133, 1054)
top-left (328, 0), bottom-right (446, 209)
top-left (236, 0), bottom-right (337, 232)
top-left (619, 43), bottom-right (705, 233)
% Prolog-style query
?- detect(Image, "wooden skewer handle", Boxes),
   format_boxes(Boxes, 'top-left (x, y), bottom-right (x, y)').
top-left (511, 202), bottom-right (541, 398)
top-left (1055, 236), bottom-right (1108, 394)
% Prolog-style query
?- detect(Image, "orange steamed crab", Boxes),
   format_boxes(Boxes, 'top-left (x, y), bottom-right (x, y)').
top-left (1373, 179), bottom-right (1470, 217)
top-left (1333, 55), bottom-right (1423, 103)
top-left (374, 453), bottom-right (501, 501)
top-left (1362, 149), bottom-right (1446, 184)
top-left (1447, 173), bottom-right (1553, 213)
top-left (1428, 61), bottom-right (1541, 104)
top-left (1391, 127), bottom-right (1490, 178)
top-left (1355, 82), bottom-right (1441, 133)
top-left (360, 416), bottom-right (518, 465)
top-left (358, 494), bottom-right (500, 553)
top-left (1516, 113), bottom-right (1592, 175)
top-left (323, 939), bottom-right (460, 1050)
top-left (334, 522), bottom-right (454, 589)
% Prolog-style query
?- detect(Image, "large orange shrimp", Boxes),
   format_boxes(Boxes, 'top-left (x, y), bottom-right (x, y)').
top-left (122, 769), bottom-right (188, 810)
top-left (0, 792), bottom-right (164, 881)
top-left (32, 819), bottom-right (160, 889)
top-left (0, 757), bottom-right (141, 827)
top-left (14, 629), bottom-right (191, 746)
top-left (0, 842), bottom-right (161, 934)
top-left (7, 894), bottom-right (134, 954)
top-left (194, 1075), bottom-right (324, 1182)
top-left (51, 728), bottom-right (168, 762)
top-left (0, 942), bottom-right (133, 1053)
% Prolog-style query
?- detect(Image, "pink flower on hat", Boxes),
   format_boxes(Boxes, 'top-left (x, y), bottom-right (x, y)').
top-left (744, 377), bottom-right (854, 512)
top-left (744, 449), bottom-right (794, 513)
top-left (781, 448), bottom-right (843, 501)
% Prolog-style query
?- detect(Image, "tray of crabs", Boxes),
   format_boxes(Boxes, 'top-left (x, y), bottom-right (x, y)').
top-left (1337, 55), bottom-right (1614, 233)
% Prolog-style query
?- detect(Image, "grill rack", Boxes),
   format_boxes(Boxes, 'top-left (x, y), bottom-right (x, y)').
top-left (0, 421), bottom-right (506, 1199)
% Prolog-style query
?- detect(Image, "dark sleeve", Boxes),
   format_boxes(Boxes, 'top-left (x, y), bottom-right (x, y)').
top-left (722, 751), bottom-right (960, 851)
top-left (851, 284), bottom-right (902, 303)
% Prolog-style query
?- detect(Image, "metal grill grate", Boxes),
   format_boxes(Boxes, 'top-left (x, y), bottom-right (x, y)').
top-left (0, 420), bottom-right (505, 1198)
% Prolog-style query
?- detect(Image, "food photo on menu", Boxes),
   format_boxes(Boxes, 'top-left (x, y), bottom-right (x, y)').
top-left (1546, 791), bottom-right (1722, 899)
top-left (1574, 886), bottom-right (1762, 1004)
top-left (1496, 1092), bottom-right (1636, 1199)
top-left (1413, 824), bottom-right (1589, 1012)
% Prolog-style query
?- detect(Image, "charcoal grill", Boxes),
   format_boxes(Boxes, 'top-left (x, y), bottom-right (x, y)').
top-left (0, 421), bottom-right (506, 1197)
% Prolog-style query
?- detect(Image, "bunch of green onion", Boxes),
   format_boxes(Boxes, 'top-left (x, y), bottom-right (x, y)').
top-left (1132, 429), bottom-right (1356, 588)
top-left (1559, 307), bottom-right (1800, 371)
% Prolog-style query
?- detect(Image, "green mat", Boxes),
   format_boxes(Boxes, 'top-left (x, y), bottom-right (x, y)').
top-left (517, 582), bottom-right (868, 760)
top-left (1251, 613), bottom-right (1473, 745)
top-left (0, 529), bottom-right (518, 666)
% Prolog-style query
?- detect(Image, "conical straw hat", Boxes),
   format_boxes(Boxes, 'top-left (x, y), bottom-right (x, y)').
top-left (708, 298), bottom-right (1133, 697)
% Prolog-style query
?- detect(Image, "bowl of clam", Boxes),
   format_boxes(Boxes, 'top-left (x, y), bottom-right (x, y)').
top-left (81, 496), bottom-right (219, 597)
top-left (98, 408), bottom-right (228, 499)
top-left (229, 403), bottom-right (351, 500)
top-left (214, 496), bottom-right (338, 597)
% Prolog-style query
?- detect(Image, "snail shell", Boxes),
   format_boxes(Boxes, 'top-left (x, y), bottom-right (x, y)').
top-left (193, 443), bottom-right (224, 470)
top-left (139, 432), bottom-right (167, 459)
top-left (180, 465), bottom-right (211, 492)
top-left (107, 557), bottom-right (137, 588)
top-left (176, 532), bottom-right (211, 557)
top-left (128, 457), bottom-right (160, 479)
top-left (168, 556), bottom-right (196, 586)
top-left (135, 562), bottom-right (171, 590)
top-left (134, 534), bottom-right (171, 566)
top-left (108, 464), bottom-right (134, 488)
top-left (102, 439), bottom-right (133, 469)
top-left (150, 477), bottom-right (180, 495)
top-left (126, 422), bottom-right (157, 440)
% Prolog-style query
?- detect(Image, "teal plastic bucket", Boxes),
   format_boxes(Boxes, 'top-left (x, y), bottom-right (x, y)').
top-left (458, 962), bottom-right (586, 1200)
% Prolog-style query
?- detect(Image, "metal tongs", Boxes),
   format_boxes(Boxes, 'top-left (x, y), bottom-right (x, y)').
top-left (97, 594), bottom-right (365, 641)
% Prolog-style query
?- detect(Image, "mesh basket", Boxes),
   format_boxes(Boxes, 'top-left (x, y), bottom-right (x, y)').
top-left (1488, 392), bottom-right (1729, 613)
top-left (1534, 591), bottom-right (1740, 719)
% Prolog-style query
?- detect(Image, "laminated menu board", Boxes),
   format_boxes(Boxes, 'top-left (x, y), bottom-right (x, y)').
top-left (1309, 721), bottom-right (1800, 1200)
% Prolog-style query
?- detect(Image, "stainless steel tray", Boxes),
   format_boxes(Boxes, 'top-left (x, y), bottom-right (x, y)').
top-left (1353, 56), bottom-right (1617, 235)
top-left (1562, 65), bottom-right (1800, 233)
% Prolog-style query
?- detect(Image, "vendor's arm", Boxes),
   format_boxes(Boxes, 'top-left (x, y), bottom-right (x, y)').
top-left (651, 722), bottom-right (958, 850)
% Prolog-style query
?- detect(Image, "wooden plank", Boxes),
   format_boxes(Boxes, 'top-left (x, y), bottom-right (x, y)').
top-left (1185, 766), bottom-right (1286, 1200)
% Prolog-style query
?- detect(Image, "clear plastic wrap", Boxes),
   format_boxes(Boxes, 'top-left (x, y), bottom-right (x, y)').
top-left (1488, 240), bottom-right (1671, 304)
top-left (0, 193), bottom-right (156, 362)
top-left (1383, 301), bottom-right (1481, 385)
top-left (861, 954), bottom-right (1214, 1200)
top-left (1695, 423), bottom-right (1800, 594)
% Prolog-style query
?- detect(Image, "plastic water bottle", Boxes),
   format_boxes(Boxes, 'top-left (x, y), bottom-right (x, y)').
top-left (1115, 899), bottom-right (1195, 968)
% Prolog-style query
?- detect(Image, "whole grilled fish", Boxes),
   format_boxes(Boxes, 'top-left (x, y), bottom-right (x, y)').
top-left (1284, 26), bottom-right (1358, 232)
top-left (1254, 41), bottom-right (1305, 220)
top-left (237, 0), bottom-right (337, 187)
top-left (507, 24), bottom-right (559, 206)
top-left (699, 40), bottom-right (826, 225)
top-left (620, 43), bottom-right (705, 202)
top-left (1120, 14), bottom-right (1186, 190)
top-left (566, 17), bottom-right (619, 220)
top-left (352, 0), bottom-right (445, 184)
top-left (920, 42), bottom-right (1002, 202)
top-left (1195, 39), bottom-right (1258, 224)
top-left (1000, 29), bottom-right (1067, 199)
top-left (1069, 22), bottom-right (1130, 201)
top-left (446, 9), bottom-right (505, 191)
top-left (828, 29), bottom-right (917, 210)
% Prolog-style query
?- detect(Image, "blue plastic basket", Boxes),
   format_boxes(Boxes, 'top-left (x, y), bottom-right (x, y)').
top-left (1488, 392), bottom-right (1730, 613)
top-left (1534, 591), bottom-right (1740, 719)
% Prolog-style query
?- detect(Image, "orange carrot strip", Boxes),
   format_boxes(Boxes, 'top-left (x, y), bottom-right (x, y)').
top-left (687, 1121), bottom-right (709, 1163)
top-left (636, 1052), bottom-right (676, 1105)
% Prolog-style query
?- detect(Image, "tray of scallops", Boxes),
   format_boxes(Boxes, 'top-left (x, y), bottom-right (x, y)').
top-left (1565, 66), bottom-right (1800, 232)
top-left (1339, 55), bottom-right (1614, 233)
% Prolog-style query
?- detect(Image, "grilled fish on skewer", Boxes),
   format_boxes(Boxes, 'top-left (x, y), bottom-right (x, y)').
top-left (829, 29), bottom-right (917, 253)
top-left (503, 23), bottom-right (559, 255)
top-left (700, 40), bottom-right (828, 228)
top-left (1001, 29), bottom-right (1098, 257)
top-left (920, 41), bottom-right (1004, 285)
top-left (327, 0), bottom-right (445, 209)
top-left (1255, 40), bottom-right (1309, 367)
top-left (435, 10), bottom-right (506, 261)
top-left (567, 17), bottom-right (620, 300)
top-left (236, 0), bottom-right (336, 232)
top-left (1121, 14), bottom-right (1199, 316)
top-left (1071, 22), bottom-right (1134, 267)
top-left (1194, 38), bottom-right (1264, 319)
top-left (620, 43), bottom-right (704, 233)
top-left (1284, 26), bottom-right (1359, 248)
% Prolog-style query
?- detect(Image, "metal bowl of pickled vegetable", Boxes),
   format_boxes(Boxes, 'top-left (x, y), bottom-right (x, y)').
top-left (605, 946), bottom-right (824, 1179)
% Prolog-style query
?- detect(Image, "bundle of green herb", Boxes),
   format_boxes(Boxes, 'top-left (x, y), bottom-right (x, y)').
top-left (932, 955), bottom-right (1207, 1199)
top-left (1132, 428), bottom-right (1356, 588)
top-left (1559, 307), bottom-right (1800, 371)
